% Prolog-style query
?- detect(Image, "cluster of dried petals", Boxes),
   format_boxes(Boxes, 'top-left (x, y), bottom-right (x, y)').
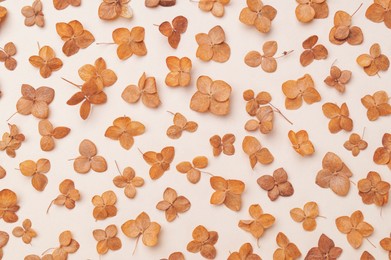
top-left (105, 116), bottom-right (145, 150)
top-left (245, 105), bottom-right (273, 134)
top-left (112, 26), bottom-right (147, 60)
top-left (19, 158), bottom-right (50, 191)
top-left (29, 45), bottom-right (63, 78)
top-left (92, 190), bottom-right (117, 221)
top-left (257, 168), bottom-right (294, 201)
top-left (329, 10), bottom-right (363, 45)
top-left (316, 152), bottom-right (352, 196)
top-left (165, 56), bottom-right (192, 87)
top-left (0, 231), bottom-right (9, 259)
top-left (357, 43), bottom-right (390, 76)
top-left (176, 156), bottom-right (208, 184)
top-left (290, 201), bottom-right (320, 231)
top-left (16, 84), bottom-right (55, 119)
top-left (113, 165), bottom-right (144, 199)
top-left (56, 20), bottom-right (95, 56)
top-left (66, 79), bottom-right (107, 120)
top-left (53, 0), bottom-right (81, 10)
top-left (0, 189), bottom-right (19, 223)
top-left (93, 224), bottom-right (122, 255)
top-left (361, 90), bottom-right (391, 121)
top-left (158, 16), bottom-right (188, 49)
top-left (12, 219), bottom-right (37, 244)
top-left (274, 232), bottom-right (301, 260)
top-left (78, 57), bottom-right (117, 88)
top-left (121, 212), bottom-right (161, 248)
top-left (0, 124), bottom-right (25, 158)
top-left (358, 171), bottom-right (390, 207)
top-left (190, 76), bottom-right (232, 115)
top-left (142, 146), bottom-right (175, 180)
top-left (288, 130), bottom-right (315, 156)
top-left (239, 0), bottom-right (277, 33)
top-left (199, 0), bottom-right (229, 17)
top-left (366, 0), bottom-right (391, 28)
top-left (335, 210), bottom-right (374, 249)
top-left (324, 66), bottom-right (352, 93)
top-left (187, 225), bottom-right (218, 259)
top-left (295, 0), bottom-right (329, 23)
top-left (343, 133), bottom-right (367, 157)
top-left (196, 25), bottom-right (230, 63)
top-left (122, 72), bottom-right (161, 108)
top-left (167, 112), bottom-right (198, 139)
top-left (0, 42), bottom-right (17, 70)
top-left (238, 204), bottom-right (275, 241)
top-left (322, 102), bottom-right (353, 133)
top-left (209, 134), bottom-right (235, 156)
top-left (373, 133), bottom-right (391, 169)
top-left (50, 179), bottom-right (80, 211)
top-left (145, 0), bottom-right (176, 7)
top-left (245, 41), bottom-right (278, 72)
top-left (305, 234), bottom-right (342, 259)
top-left (38, 119), bottom-right (70, 151)
top-left (51, 231), bottom-right (80, 259)
top-left (98, 0), bottom-right (132, 20)
top-left (156, 187), bottom-right (191, 222)
top-left (243, 89), bottom-right (272, 116)
top-left (242, 136), bottom-right (274, 168)
top-left (228, 243), bottom-right (261, 260)
top-left (210, 176), bottom-right (245, 211)
top-left (73, 139), bottom-right (107, 174)
top-left (300, 35), bottom-right (328, 67)
top-left (282, 74), bottom-right (321, 110)
top-left (380, 234), bottom-right (391, 259)
top-left (22, 0), bottom-right (44, 27)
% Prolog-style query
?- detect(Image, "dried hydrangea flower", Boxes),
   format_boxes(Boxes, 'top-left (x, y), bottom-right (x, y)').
top-left (78, 57), bottom-right (117, 88)
top-left (0, 42), bottom-right (17, 71)
top-left (21, 0), bottom-right (44, 27)
top-left (282, 74), bottom-right (321, 110)
top-left (12, 219), bottom-right (37, 244)
top-left (158, 16), bottom-right (188, 49)
top-left (51, 231), bottom-right (80, 259)
top-left (343, 133), bottom-right (367, 156)
top-left (38, 119), bottom-right (70, 151)
top-left (141, 146), bottom-right (175, 180)
top-left (228, 243), bottom-right (261, 260)
top-left (322, 102), bottom-right (353, 133)
top-left (210, 176), bottom-right (244, 211)
top-left (257, 168), bottom-right (294, 201)
top-left (288, 130), bottom-right (315, 156)
top-left (19, 158), bottom-right (50, 191)
top-left (245, 105), bottom-right (273, 134)
top-left (274, 232), bottom-right (301, 260)
top-left (53, 0), bottom-right (81, 10)
top-left (187, 225), bottom-right (218, 259)
top-left (156, 187), bottom-right (191, 222)
top-left (300, 35), bottom-right (328, 67)
top-left (305, 234), bottom-right (342, 259)
top-left (329, 8), bottom-right (364, 45)
top-left (244, 41), bottom-right (278, 73)
top-left (195, 25), bottom-right (230, 63)
top-left (112, 26), bottom-right (147, 60)
top-left (0, 189), bottom-right (19, 223)
top-left (165, 56), bottom-right (192, 87)
top-left (366, 0), bottom-right (391, 28)
top-left (92, 190), bottom-right (117, 221)
top-left (0, 124), bottom-right (25, 158)
top-left (239, 0), bottom-right (277, 33)
top-left (242, 136), bottom-right (274, 168)
top-left (167, 112), bottom-right (198, 139)
top-left (176, 156), bottom-right (208, 184)
top-left (98, 0), bottom-right (132, 20)
top-left (145, 0), bottom-right (176, 7)
top-left (243, 89), bottom-right (272, 116)
top-left (16, 84), bottom-right (55, 119)
top-left (73, 139), bottom-right (107, 174)
top-left (113, 163), bottom-right (144, 199)
top-left (210, 134), bottom-right (235, 156)
top-left (380, 234), bottom-right (391, 259)
top-left (373, 133), bottom-right (391, 169)
top-left (361, 90), bottom-right (391, 121)
top-left (324, 66), bottom-right (351, 93)
top-left (357, 43), bottom-right (390, 76)
top-left (56, 20), bottom-right (95, 56)
top-left (198, 0), bottom-right (229, 17)
top-left (29, 45), bottom-right (63, 78)
top-left (122, 72), bottom-right (161, 108)
top-left (47, 179), bottom-right (81, 213)
top-left (358, 171), bottom-right (390, 207)
top-left (105, 116), bottom-right (145, 150)
top-left (93, 224), bottom-right (122, 255)
top-left (290, 201), bottom-right (320, 231)
top-left (0, 231), bottom-right (9, 259)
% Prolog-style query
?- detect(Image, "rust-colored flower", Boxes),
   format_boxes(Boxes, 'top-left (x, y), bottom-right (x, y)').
top-left (361, 90), bottom-right (391, 121)
top-left (0, 42), bottom-right (17, 71)
top-left (274, 232), bottom-right (301, 260)
top-left (98, 0), bottom-right (132, 20)
top-left (282, 74), bottom-right (321, 110)
top-left (78, 57), bottom-right (117, 88)
top-left (257, 168), bottom-right (294, 201)
top-left (243, 89), bottom-right (272, 116)
top-left (210, 176), bottom-right (245, 211)
top-left (105, 116), bottom-right (145, 150)
top-left (357, 43), bottom-right (389, 76)
top-left (242, 136), bottom-right (274, 168)
top-left (142, 146), bottom-right (175, 180)
top-left (12, 219), bottom-right (37, 244)
top-left (288, 130), bottom-right (315, 156)
top-left (199, 0), bottom-right (229, 17)
top-left (53, 0), bottom-right (81, 10)
top-left (48, 179), bottom-right (80, 212)
top-left (210, 134), bottom-right (235, 156)
top-left (373, 133), bottom-right (391, 169)
top-left (244, 105), bottom-right (273, 134)
top-left (166, 112), bottom-right (198, 139)
top-left (195, 25), bottom-right (230, 63)
top-left (329, 10), bottom-right (363, 45)
top-left (244, 41), bottom-right (278, 72)
top-left (16, 84), bottom-right (55, 119)
top-left (56, 20), bottom-right (95, 56)
top-left (358, 171), bottom-right (390, 206)
top-left (112, 26), bottom-right (147, 60)
top-left (290, 201), bottom-right (320, 231)
top-left (0, 124), bottom-right (25, 158)
top-left (300, 35), bottom-right (328, 67)
top-left (305, 234), bottom-right (342, 260)
top-left (29, 45), bottom-right (63, 78)
top-left (19, 158), bottom-right (50, 191)
top-left (176, 156), bottom-right (208, 184)
top-left (227, 243), bottom-right (261, 260)
top-left (93, 224), bottom-right (122, 255)
top-left (0, 231), bottom-right (9, 259)
top-left (21, 0), bottom-right (44, 27)
top-left (380, 234), bottom-right (391, 259)
top-left (38, 119), bottom-right (70, 151)
top-left (239, 0), bottom-right (277, 33)
top-left (238, 204), bottom-right (275, 242)
top-left (156, 187), bottom-right (191, 222)
top-left (113, 165), bottom-right (144, 199)
top-left (73, 139), bottom-right (107, 174)
top-left (324, 66), bottom-right (352, 93)
top-left (158, 16), bottom-right (187, 49)
top-left (187, 225), bottom-right (218, 259)
top-left (165, 56), bottom-right (192, 87)
top-left (295, 0), bottom-right (328, 23)
top-left (343, 133), bottom-right (367, 156)
top-left (322, 102), bottom-right (353, 133)
top-left (92, 190), bottom-right (117, 221)
top-left (0, 189), bottom-right (20, 223)
top-left (366, 0), bottom-right (391, 28)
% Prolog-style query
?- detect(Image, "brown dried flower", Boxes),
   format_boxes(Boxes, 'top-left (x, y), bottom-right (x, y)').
top-left (12, 219), bottom-right (37, 244)
top-left (238, 204), bottom-right (275, 242)
top-left (243, 89), bottom-right (272, 116)
top-left (282, 74), bottom-right (321, 110)
top-left (343, 133), bottom-right (367, 156)
top-left (357, 43), bottom-right (390, 76)
top-left (274, 232), bottom-right (301, 260)
top-left (239, 0), bottom-right (277, 33)
top-left (366, 0), bottom-right (391, 28)
top-left (316, 152), bottom-right (352, 196)
top-left (29, 45), bottom-right (63, 78)
top-left (373, 133), bottom-right (391, 169)
top-left (187, 225), bottom-right (218, 259)
top-left (78, 57), bottom-right (117, 88)
top-left (158, 16), bottom-right (188, 49)
top-left (360, 251), bottom-right (375, 260)
top-left (22, 0), bottom-right (44, 27)
top-left (92, 190), bottom-right (117, 221)
top-left (105, 116), bottom-right (145, 150)
top-left (16, 84), bottom-right (55, 119)
top-left (19, 158), bottom-right (50, 191)
top-left (48, 179), bottom-right (80, 212)
top-left (361, 90), bottom-right (391, 121)
top-left (322, 102), bottom-right (353, 133)
top-left (167, 112), bottom-right (198, 139)
top-left (176, 156), bottom-right (208, 184)
top-left (112, 26), bottom-right (147, 60)
top-left (145, 0), bottom-right (176, 7)
top-left (0, 231), bottom-right (9, 259)
top-left (0, 124), bottom-right (25, 158)
top-left (244, 106), bottom-right (273, 134)
top-left (244, 41), bottom-right (277, 72)
top-left (56, 20), bottom-right (95, 57)
top-left (98, 0), bottom-right (132, 20)
top-left (305, 234), bottom-right (342, 260)
top-left (242, 136), bottom-right (274, 168)
top-left (190, 76), bottom-right (232, 116)
top-left (358, 171), bottom-right (390, 207)
top-left (335, 210), bottom-right (374, 249)
top-left (329, 9), bottom-right (363, 45)
top-left (300, 35), bottom-right (328, 67)
top-left (295, 0), bottom-right (328, 23)
top-left (165, 56), bottom-right (192, 87)
top-left (290, 201), bottom-right (320, 231)
top-left (227, 243), bottom-right (261, 260)
top-left (288, 130), bottom-right (315, 156)
top-left (210, 176), bottom-right (244, 211)
top-left (0, 189), bottom-right (19, 223)
top-left (93, 224), bottom-right (122, 255)
top-left (142, 146), bottom-right (175, 180)
top-left (380, 234), bottom-right (391, 259)
top-left (122, 72), bottom-right (161, 108)
top-left (257, 168), bottom-right (294, 201)
top-left (113, 164), bottom-right (144, 199)
top-left (0, 42), bottom-right (17, 71)
top-left (199, 0), bottom-right (229, 17)
top-left (53, 0), bottom-right (81, 10)
top-left (196, 25), bottom-right (231, 63)
top-left (156, 187), bottom-right (191, 222)
top-left (324, 66), bottom-right (352, 93)
top-left (209, 134), bottom-right (235, 156)
top-left (51, 230), bottom-right (80, 259)
top-left (73, 139), bottom-right (107, 174)
top-left (38, 119), bottom-right (70, 151)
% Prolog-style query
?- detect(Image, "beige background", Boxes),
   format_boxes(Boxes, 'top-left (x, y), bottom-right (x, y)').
top-left (0, 0), bottom-right (390, 259)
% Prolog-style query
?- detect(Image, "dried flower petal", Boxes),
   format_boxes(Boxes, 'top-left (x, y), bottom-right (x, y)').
top-left (242, 136), bottom-right (274, 168)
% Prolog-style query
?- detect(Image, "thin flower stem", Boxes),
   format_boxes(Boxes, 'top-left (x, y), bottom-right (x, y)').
top-left (137, 148), bottom-right (144, 155)
top-left (350, 180), bottom-right (356, 186)
top-left (114, 160), bottom-right (122, 175)
top-left (361, 127), bottom-right (366, 139)
top-left (68, 158), bottom-right (76, 161)
top-left (351, 3), bottom-right (363, 17)
top-left (6, 111), bottom-right (17, 122)
top-left (318, 215), bottom-right (327, 219)
top-left (96, 42), bottom-right (116, 45)
top-left (132, 235), bottom-right (140, 255)
top-left (153, 24), bottom-right (160, 27)
top-left (275, 50), bottom-right (294, 59)
top-left (189, 0), bottom-right (199, 2)
top-left (37, 41), bottom-right (41, 51)
top-left (14, 168), bottom-right (19, 170)
top-left (201, 171), bottom-right (214, 177)
top-left (46, 200), bottom-right (54, 214)
top-left (41, 247), bottom-right (56, 255)
top-left (166, 110), bottom-right (175, 116)
top-left (61, 77), bottom-right (82, 89)
top-left (366, 238), bottom-right (376, 248)
top-left (331, 59), bottom-right (338, 67)
top-left (257, 238), bottom-right (260, 248)
top-left (380, 207), bottom-right (383, 218)
top-left (269, 102), bottom-right (293, 125)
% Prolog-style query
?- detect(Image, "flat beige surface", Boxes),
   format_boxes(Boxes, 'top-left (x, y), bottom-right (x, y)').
top-left (0, 0), bottom-right (390, 259)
